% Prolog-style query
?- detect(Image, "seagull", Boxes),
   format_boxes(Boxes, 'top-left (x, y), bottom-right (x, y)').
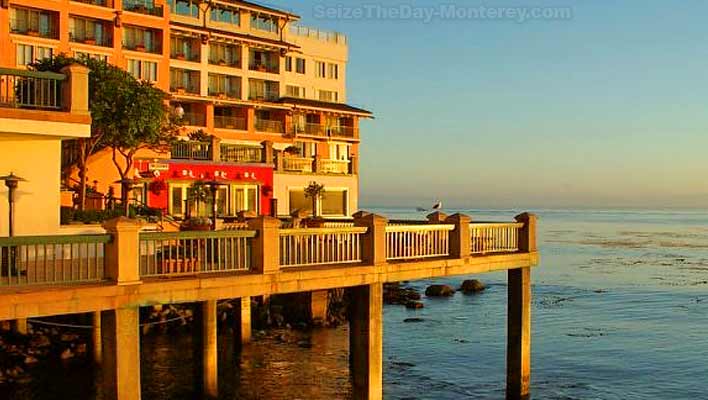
top-left (432, 201), bottom-right (443, 210)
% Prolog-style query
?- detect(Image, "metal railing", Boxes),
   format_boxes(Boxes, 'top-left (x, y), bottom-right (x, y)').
top-left (123, 0), bottom-right (164, 16)
top-left (172, 141), bottom-right (212, 160)
top-left (249, 61), bottom-right (279, 74)
top-left (214, 115), bottom-right (247, 130)
top-left (0, 234), bottom-right (111, 286)
top-left (9, 18), bottom-right (58, 39)
top-left (385, 224), bottom-right (455, 261)
top-left (293, 123), bottom-right (326, 137)
top-left (279, 227), bottom-right (367, 268)
top-left (179, 111), bottom-right (206, 127)
top-left (255, 119), bottom-right (284, 133)
top-left (139, 231), bottom-right (255, 278)
top-left (0, 69), bottom-right (65, 110)
top-left (289, 24), bottom-right (347, 45)
top-left (283, 156), bottom-right (313, 173)
top-left (171, 81), bottom-right (200, 95)
top-left (249, 87), bottom-right (279, 101)
top-left (470, 222), bottom-right (524, 255)
top-left (69, 32), bottom-right (113, 47)
top-left (328, 126), bottom-right (356, 139)
top-left (220, 144), bottom-right (262, 163)
top-left (318, 159), bottom-right (350, 174)
top-left (73, 0), bottom-right (113, 6)
top-left (322, 221), bottom-right (356, 228)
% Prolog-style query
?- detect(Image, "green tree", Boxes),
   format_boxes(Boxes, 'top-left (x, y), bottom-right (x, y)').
top-left (32, 54), bottom-right (180, 213)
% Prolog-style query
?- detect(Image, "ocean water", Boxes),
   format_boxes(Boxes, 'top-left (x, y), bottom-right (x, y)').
top-left (5, 209), bottom-right (708, 399)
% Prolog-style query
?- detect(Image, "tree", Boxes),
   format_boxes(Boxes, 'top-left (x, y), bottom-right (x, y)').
top-left (304, 181), bottom-right (325, 218)
top-left (32, 55), bottom-right (180, 213)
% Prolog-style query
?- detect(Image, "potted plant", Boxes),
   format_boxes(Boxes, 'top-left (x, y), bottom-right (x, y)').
top-left (180, 216), bottom-right (212, 231)
top-left (304, 181), bottom-right (325, 223)
top-left (135, 43), bottom-right (146, 52)
top-left (175, 86), bottom-right (186, 95)
top-left (156, 244), bottom-right (200, 274)
top-left (27, 29), bottom-right (40, 37)
top-left (175, 52), bottom-right (186, 60)
top-left (283, 145), bottom-right (301, 156)
top-left (83, 38), bottom-right (96, 45)
top-left (217, 59), bottom-right (227, 66)
top-left (149, 179), bottom-right (167, 195)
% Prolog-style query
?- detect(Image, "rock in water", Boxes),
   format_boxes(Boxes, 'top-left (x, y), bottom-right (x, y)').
top-left (403, 318), bottom-right (425, 323)
top-left (425, 284), bottom-right (455, 297)
top-left (460, 279), bottom-right (486, 294)
top-left (405, 301), bottom-right (424, 309)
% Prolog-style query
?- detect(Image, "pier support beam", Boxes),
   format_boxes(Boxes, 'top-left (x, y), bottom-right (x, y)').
top-left (92, 311), bottom-right (102, 364)
top-left (235, 297), bottom-right (251, 345)
top-left (506, 267), bottom-right (531, 400)
top-left (13, 318), bottom-right (28, 335)
top-left (102, 307), bottom-right (141, 400)
top-left (349, 283), bottom-right (383, 400)
top-left (310, 290), bottom-right (328, 325)
top-left (193, 300), bottom-right (219, 399)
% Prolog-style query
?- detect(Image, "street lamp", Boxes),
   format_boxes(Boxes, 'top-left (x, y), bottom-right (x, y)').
top-left (0, 172), bottom-right (27, 237)
top-left (174, 103), bottom-right (185, 119)
top-left (205, 179), bottom-right (225, 231)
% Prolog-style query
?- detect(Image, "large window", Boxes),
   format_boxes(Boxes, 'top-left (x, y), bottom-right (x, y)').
top-left (169, 183), bottom-right (258, 217)
top-left (127, 59), bottom-right (158, 82)
top-left (296, 58), bottom-right (306, 74)
top-left (170, 68), bottom-right (200, 94)
top-left (318, 90), bottom-right (338, 102)
top-left (209, 42), bottom-right (240, 67)
top-left (250, 13), bottom-right (278, 33)
top-left (289, 190), bottom-right (310, 215)
top-left (16, 44), bottom-right (52, 66)
top-left (285, 85), bottom-right (305, 98)
top-left (168, 0), bottom-right (199, 18)
top-left (69, 16), bottom-right (111, 47)
top-left (170, 34), bottom-right (200, 61)
top-left (315, 61), bottom-right (326, 78)
top-left (210, 5), bottom-right (240, 26)
top-left (10, 7), bottom-right (58, 39)
top-left (123, 26), bottom-right (161, 53)
top-left (208, 73), bottom-right (241, 99)
top-left (321, 190), bottom-right (347, 216)
top-left (329, 143), bottom-right (351, 161)
top-left (327, 63), bottom-right (339, 79)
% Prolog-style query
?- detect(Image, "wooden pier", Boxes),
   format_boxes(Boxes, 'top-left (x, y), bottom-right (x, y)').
top-left (0, 212), bottom-right (538, 400)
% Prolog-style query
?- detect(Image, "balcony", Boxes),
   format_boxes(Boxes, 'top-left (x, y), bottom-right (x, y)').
top-left (10, 17), bottom-right (58, 40)
top-left (123, 0), bottom-right (164, 17)
top-left (180, 112), bottom-right (205, 126)
top-left (123, 27), bottom-right (162, 54)
top-left (209, 42), bottom-right (241, 68)
top-left (171, 35), bottom-right (200, 62)
top-left (255, 119), bottom-right (283, 133)
top-left (282, 156), bottom-right (313, 173)
top-left (72, 0), bottom-right (113, 6)
top-left (328, 126), bottom-right (357, 139)
top-left (208, 74), bottom-right (241, 100)
top-left (170, 69), bottom-right (200, 95)
top-left (220, 144), bottom-right (262, 163)
top-left (0, 68), bottom-right (64, 110)
top-left (294, 123), bottom-right (326, 138)
top-left (249, 61), bottom-right (279, 74)
top-left (172, 141), bottom-right (211, 160)
top-left (214, 116), bottom-right (246, 130)
top-left (318, 159), bottom-right (350, 175)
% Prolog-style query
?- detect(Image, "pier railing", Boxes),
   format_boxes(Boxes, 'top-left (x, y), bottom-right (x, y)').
top-left (0, 234), bottom-right (110, 286)
top-left (470, 222), bottom-right (524, 255)
top-left (0, 212), bottom-right (536, 289)
top-left (279, 227), bottom-right (368, 268)
top-left (385, 224), bottom-right (455, 261)
top-left (139, 231), bottom-right (255, 278)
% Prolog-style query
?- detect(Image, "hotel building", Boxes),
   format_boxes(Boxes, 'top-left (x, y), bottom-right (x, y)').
top-left (0, 0), bottom-right (372, 220)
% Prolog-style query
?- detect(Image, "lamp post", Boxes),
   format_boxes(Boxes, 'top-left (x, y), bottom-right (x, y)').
top-left (205, 179), bottom-right (225, 231)
top-left (0, 172), bottom-right (27, 237)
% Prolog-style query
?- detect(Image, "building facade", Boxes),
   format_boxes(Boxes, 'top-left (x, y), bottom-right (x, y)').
top-left (0, 0), bottom-right (371, 220)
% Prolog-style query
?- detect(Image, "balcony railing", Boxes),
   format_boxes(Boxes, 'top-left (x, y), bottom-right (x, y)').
top-left (255, 119), bottom-right (283, 133)
top-left (171, 50), bottom-right (200, 62)
top-left (220, 144), bottom-right (262, 163)
top-left (318, 159), bottom-right (350, 175)
top-left (172, 141), bottom-right (211, 160)
top-left (73, 0), bottom-right (113, 6)
top-left (123, 0), bottom-right (164, 16)
top-left (208, 87), bottom-right (240, 100)
top-left (0, 234), bottom-right (111, 286)
top-left (171, 82), bottom-right (200, 95)
top-left (293, 123), bottom-right (326, 137)
top-left (179, 111), bottom-right (205, 126)
top-left (283, 156), bottom-right (313, 173)
top-left (214, 115), bottom-right (246, 130)
top-left (385, 224), bottom-right (455, 261)
top-left (249, 88), bottom-right (279, 102)
top-left (10, 18), bottom-right (59, 39)
top-left (328, 126), bottom-right (357, 139)
top-left (139, 231), bottom-right (255, 278)
top-left (248, 61), bottom-right (279, 74)
top-left (279, 227), bottom-right (368, 268)
top-left (69, 32), bottom-right (113, 47)
top-left (0, 68), bottom-right (65, 110)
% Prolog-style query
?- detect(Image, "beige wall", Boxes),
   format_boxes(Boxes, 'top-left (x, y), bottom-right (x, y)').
top-left (273, 173), bottom-right (358, 218)
top-left (0, 135), bottom-right (62, 236)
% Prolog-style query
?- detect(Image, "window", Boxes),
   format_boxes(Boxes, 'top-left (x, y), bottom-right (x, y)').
top-left (250, 13), bottom-right (278, 33)
top-left (170, 68), bottom-right (200, 93)
top-left (168, 0), bottom-right (199, 18)
top-left (231, 185), bottom-right (259, 214)
top-left (327, 63), bottom-right (339, 79)
top-left (16, 44), bottom-right (53, 66)
top-left (209, 42), bottom-right (240, 67)
top-left (10, 7), bottom-right (58, 39)
top-left (170, 34), bottom-right (200, 61)
top-left (248, 79), bottom-right (279, 101)
top-left (321, 190), bottom-right (347, 216)
top-left (289, 190), bottom-right (310, 215)
top-left (127, 59), bottom-right (157, 82)
top-left (249, 49), bottom-right (278, 73)
top-left (318, 90), bottom-right (338, 102)
top-left (169, 184), bottom-right (186, 216)
top-left (210, 5), bottom-right (240, 26)
top-left (208, 73), bottom-right (241, 98)
top-left (123, 26), bottom-right (161, 53)
top-left (285, 85), bottom-right (305, 98)
top-left (293, 141), bottom-right (317, 157)
top-left (69, 16), bottom-right (111, 47)
top-left (285, 56), bottom-right (292, 72)
top-left (296, 58), bottom-right (306, 74)
top-left (315, 61), bottom-right (326, 78)
top-left (329, 143), bottom-right (351, 161)
top-left (74, 51), bottom-right (109, 62)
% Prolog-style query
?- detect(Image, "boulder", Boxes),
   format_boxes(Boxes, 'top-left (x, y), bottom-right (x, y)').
top-left (460, 279), bottom-right (486, 294)
top-left (425, 284), bottom-right (455, 297)
top-left (405, 301), bottom-right (424, 309)
top-left (403, 318), bottom-right (425, 323)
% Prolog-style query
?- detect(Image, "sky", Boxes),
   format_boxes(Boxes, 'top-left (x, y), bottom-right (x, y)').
top-left (268, 0), bottom-right (708, 210)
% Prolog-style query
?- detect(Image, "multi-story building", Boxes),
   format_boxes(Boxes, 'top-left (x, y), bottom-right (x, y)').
top-left (0, 0), bottom-right (371, 220)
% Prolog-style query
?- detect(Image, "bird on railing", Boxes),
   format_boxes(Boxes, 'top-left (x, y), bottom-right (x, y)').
top-left (432, 201), bottom-right (443, 211)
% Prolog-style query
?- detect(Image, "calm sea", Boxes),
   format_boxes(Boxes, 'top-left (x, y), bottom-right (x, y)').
top-left (7, 209), bottom-right (708, 399)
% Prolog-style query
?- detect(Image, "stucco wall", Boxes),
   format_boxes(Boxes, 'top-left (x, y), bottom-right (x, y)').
top-left (273, 173), bottom-right (358, 218)
top-left (0, 135), bottom-right (61, 236)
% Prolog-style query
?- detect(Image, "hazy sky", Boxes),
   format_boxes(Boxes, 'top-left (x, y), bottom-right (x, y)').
top-left (270, 0), bottom-right (708, 209)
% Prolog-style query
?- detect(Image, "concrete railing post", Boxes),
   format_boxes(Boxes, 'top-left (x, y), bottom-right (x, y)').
top-left (445, 213), bottom-right (471, 258)
top-left (261, 140), bottom-right (273, 164)
top-left (426, 211), bottom-right (448, 224)
top-left (247, 216), bottom-right (280, 274)
top-left (60, 63), bottom-right (90, 115)
top-left (312, 154), bottom-right (321, 174)
top-left (515, 212), bottom-right (537, 253)
top-left (354, 213), bottom-right (388, 266)
top-left (349, 155), bottom-right (359, 175)
top-left (102, 217), bottom-right (142, 285)
top-left (210, 135), bottom-right (221, 162)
